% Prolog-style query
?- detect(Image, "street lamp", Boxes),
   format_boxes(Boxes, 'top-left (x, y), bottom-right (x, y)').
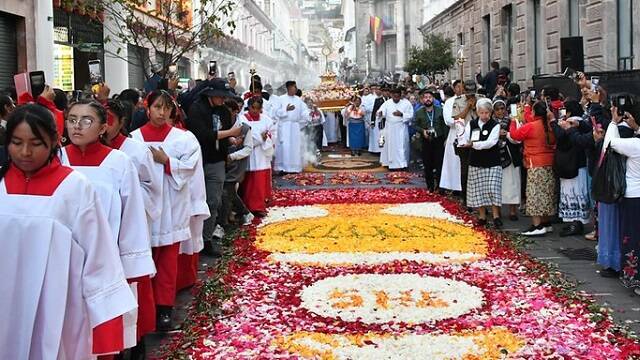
top-left (456, 45), bottom-right (467, 80)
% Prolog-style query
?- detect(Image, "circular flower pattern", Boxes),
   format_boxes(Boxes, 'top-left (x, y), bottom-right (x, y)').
top-left (300, 273), bottom-right (484, 324)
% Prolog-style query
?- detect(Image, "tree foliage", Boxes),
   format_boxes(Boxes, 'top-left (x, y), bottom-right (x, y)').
top-left (99, 0), bottom-right (236, 78)
top-left (404, 33), bottom-right (455, 77)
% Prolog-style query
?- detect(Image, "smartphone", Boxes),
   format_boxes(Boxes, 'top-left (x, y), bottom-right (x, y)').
top-left (167, 63), bottom-right (177, 79)
top-left (530, 89), bottom-right (536, 98)
top-left (510, 104), bottom-right (518, 117)
top-left (29, 71), bottom-right (46, 98)
top-left (591, 76), bottom-right (600, 92)
top-left (208, 61), bottom-right (217, 77)
top-left (559, 108), bottom-right (567, 118)
top-left (88, 60), bottom-right (102, 85)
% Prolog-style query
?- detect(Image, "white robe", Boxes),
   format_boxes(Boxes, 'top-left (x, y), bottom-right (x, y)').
top-left (118, 136), bottom-right (163, 222)
top-left (274, 95), bottom-right (309, 173)
top-left (323, 111), bottom-right (339, 143)
top-left (440, 96), bottom-right (462, 191)
top-left (181, 132), bottom-right (209, 255)
top-left (362, 93), bottom-right (377, 148)
top-left (242, 113), bottom-right (277, 171)
top-left (378, 99), bottom-right (414, 169)
top-left (60, 147), bottom-right (156, 280)
top-left (368, 96), bottom-right (385, 153)
top-left (0, 166), bottom-right (136, 359)
top-left (131, 126), bottom-right (199, 247)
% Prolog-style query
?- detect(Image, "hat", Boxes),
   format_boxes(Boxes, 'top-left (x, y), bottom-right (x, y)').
top-left (419, 88), bottom-right (437, 97)
top-left (200, 78), bottom-right (235, 98)
top-left (463, 80), bottom-right (477, 95)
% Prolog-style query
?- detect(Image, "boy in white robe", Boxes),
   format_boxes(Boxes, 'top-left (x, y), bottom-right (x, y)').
top-left (377, 88), bottom-right (414, 169)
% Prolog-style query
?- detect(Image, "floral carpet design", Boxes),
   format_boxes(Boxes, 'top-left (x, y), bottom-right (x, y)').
top-left (163, 188), bottom-right (640, 359)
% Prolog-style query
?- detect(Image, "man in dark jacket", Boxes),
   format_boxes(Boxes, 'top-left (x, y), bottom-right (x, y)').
top-left (413, 89), bottom-right (448, 191)
top-left (476, 61), bottom-right (500, 98)
top-left (186, 78), bottom-right (242, 256)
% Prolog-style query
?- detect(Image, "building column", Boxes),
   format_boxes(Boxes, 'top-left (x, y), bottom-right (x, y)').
top-left (103, 2), bottom-right (129, 94)
top-left (368, 0), bottom-right (377, 70)
top-left (34, 0), bottom-right (54, 81)
top-left (395, 0), bottom-right (406, 73)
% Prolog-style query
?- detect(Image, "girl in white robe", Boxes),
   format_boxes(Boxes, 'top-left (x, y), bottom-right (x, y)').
top-left (104, 99), bottom-right (162, 350)
top-left (240, 97), bottom-right (276, 214)
top-left (131, 90), bottom-right (200, 331)
top-left (60, 99), bottom-right (156, 352)
top-left (0, 104), bottom-right (136, 359)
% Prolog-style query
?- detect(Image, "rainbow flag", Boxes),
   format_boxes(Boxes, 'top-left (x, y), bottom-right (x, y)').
top-left (369, 16), bottom-right (383, 45)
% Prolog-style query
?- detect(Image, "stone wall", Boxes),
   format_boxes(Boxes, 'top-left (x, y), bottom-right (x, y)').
top-left (420, 0), bottom-right (640, 86)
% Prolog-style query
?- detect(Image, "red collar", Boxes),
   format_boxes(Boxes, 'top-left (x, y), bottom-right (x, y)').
top-left (110, 133), bottom-right (127, 150)
top-left (4, 157), bottom-right (73, 196)
top-left (140, 122), bottom-right (172, 142)
top-left (65, 142), bottom-right (112, 166)
top-left (245, 112), bottom-right (261, 122)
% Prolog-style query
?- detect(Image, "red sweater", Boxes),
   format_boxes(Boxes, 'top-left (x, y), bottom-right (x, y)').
top-left (509, 117), bottom-right (556, 168)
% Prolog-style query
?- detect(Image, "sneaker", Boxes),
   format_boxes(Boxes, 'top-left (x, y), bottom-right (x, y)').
top-left (477, 218), bottom-right (487, 226)
top-left (242, 213), bottom-right (255, 226)
top-left (560, 222), bottom-right (584, 237)
top-left (213, 224), bottom-right (225, 239)
top-left (493, 218), bottom-right (503, 229)
top-left (521, 225), bottom-right (547, 237)
top-left (541, 223), bottom-right (553, 233)
top-left (585, 230), bottom-right (597, 241)
top-left (599, 268), bottom-right (620, 278)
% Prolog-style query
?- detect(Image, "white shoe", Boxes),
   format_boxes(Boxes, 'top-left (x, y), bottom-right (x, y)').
top-left (521, 225), bottom-right (547, 237)
top-left (242, 213), bottom-right (255, 226)
top-left (213, 225), bottom-right (225, 239)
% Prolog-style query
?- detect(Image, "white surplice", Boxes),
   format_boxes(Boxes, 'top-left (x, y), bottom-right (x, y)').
top-left (131, 126), bottom-right (200, 247)
top-left (440, 96), bottom-right (462, 191)
top-left (274, 95), bottom-right (309, 173)
top-left (180, 131), bottom-right (209, 255)
top-left (362, 93), bottom-right (377, 149)
top-left (60, 146), bottom-right (156, 280)
top-left (117, 135), bottom-right (163, 222)
top-left (323, 111), bottom-right (339, 143)
top-left (378, 98), bottom-right (414, 169)
top-left (242, 113), bottom-right (277, 171)
top-left (0, 162), bottom-right (136, 359)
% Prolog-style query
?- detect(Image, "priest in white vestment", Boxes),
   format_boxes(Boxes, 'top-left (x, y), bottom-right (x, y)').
top-left (323, 111), bottom-right (339, 143)
top-left (274, 81), bottom-right (309, 173)
top-left (378, 88), bottom-right (414, 169)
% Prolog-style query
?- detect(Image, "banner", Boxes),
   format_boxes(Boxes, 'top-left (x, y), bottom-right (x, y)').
top-left (369, 16), bottom-right (383, 46)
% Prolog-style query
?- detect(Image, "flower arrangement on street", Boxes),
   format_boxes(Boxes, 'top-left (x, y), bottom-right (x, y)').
top-left (162, 188), bottom-right (640, 359)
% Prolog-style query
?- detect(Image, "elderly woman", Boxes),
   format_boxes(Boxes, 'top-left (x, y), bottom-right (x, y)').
top-left (460, 98), bottom-right (503, 228)
top-left (494, 98), bottom-right (522, 221)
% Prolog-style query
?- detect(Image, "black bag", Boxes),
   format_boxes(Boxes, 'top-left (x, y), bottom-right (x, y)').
top-left (553, 146), bottom-right (579, 179)
top-left (592, 147), bottom-right (627, 204)
top-left (499, 145), bottom-right (512, 168)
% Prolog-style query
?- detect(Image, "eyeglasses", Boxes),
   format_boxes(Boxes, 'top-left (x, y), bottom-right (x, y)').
top-left (66, 116), bottom-right (95, 129)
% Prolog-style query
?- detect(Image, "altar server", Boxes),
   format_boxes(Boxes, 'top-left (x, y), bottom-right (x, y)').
top-left (274, 81), bottom-right (309, 173)
top-left (60, 99), bottom-right (156, 352)
top-left (103, 99), bottom-right (162, 351)
top-left (378, 87), bottom-right (414, 169)
top-left (240, 96), bottom-right (276, 214)
top-left (131, 90), bottom-right (200, 331)
top-left (0, 104), bottom-right (136, 359)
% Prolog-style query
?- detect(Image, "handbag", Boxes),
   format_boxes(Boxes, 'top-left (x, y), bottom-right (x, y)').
top-left (592, 147), bottom-right (626, 203)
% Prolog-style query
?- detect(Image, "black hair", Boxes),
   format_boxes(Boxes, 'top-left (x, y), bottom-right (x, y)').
top-left (117, 89), bottom-right (141, 106)
top-left (452, 80), bottom-right (462, 88)
top-left (250, 81), bottom-right (263, 93)
top-left (295, 89), bottom-right (303, 97)
top-left (53, 89), bottom-right (68, 111)
top-left (68, 99), bottom-right (107, 124)
top-left (506, 83), bottom-right (520, 97)
top-left (0, 104), bottom-right (59, 180)
top-left (0, 94), bottom-right (13, 118)
top-left (107, 99), bottom-right (131, 135)
top-left (542, 85), bottom-right (560, 101)
top-left (490, 61), bottom-right (500, 70)
top-left (533, 101), bottom-right (552, 145)
top-left (224, 99), bottom-right (240, 112)
top-left (145, 90), bottom-right (177, 119)
top-left (564, 99), bottom-right (583, 117)
top-left (247, 96), bottom-right (263, 109)
top-left (443, 86), bottom-right (455, 98)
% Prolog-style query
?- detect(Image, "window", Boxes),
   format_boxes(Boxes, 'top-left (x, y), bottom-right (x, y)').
top-left (569, 0), bottom-right (580, 36)
top-left (618, 0), bottom-right (633, 69)
top-left (502, 4), bottom-right (513, 67)
top-left (457, 32), bottom-right (464, 46)
top-left (533, 0), bottom-right (543, 74)
top-left (482, 14), bottom-right (491, 70)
